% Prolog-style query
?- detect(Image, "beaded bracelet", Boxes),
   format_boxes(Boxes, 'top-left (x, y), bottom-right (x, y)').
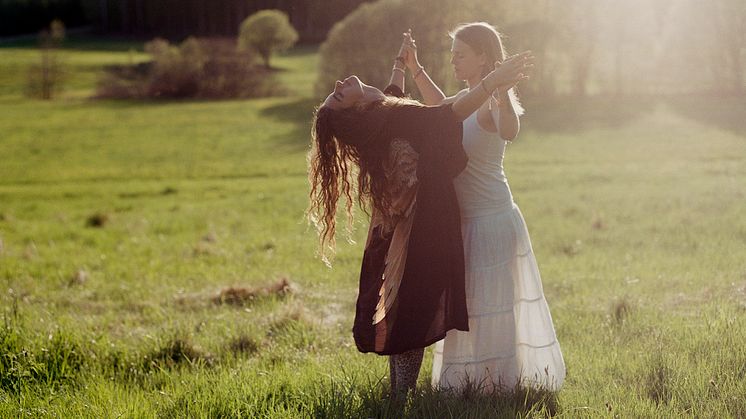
top-left (481, 81), bottom-right (491, 94)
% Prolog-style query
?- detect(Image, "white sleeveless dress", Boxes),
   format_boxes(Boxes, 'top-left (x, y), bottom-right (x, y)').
top-left (431, 102), bottom-right (566, 392)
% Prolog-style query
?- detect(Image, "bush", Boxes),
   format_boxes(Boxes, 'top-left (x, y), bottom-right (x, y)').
top-left (97, 37), bottom-right (285, 100)
top-left (238, 9), bottom-right (298, 69)
top-left (144, 37), bottom-right (205, 98)
top-left (196, 38), bottom-right (283, 98)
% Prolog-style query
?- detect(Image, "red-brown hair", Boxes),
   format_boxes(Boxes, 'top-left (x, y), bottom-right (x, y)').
top-left (307, 97), bottom-right (417, 263)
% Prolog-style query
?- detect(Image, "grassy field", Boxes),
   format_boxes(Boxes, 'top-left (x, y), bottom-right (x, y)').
top-left (0, 38), bottom-right (745, 418)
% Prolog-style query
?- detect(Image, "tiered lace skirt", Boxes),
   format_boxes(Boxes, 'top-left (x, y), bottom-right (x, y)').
top-left (431, 203), bottom-right (565, 392)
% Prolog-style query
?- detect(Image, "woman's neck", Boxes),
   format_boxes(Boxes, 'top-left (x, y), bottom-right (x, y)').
top-left (466, 74), bottom-right (483, 91)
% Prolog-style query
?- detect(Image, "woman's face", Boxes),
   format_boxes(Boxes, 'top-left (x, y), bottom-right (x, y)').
top-left (450, 38), bottom-right (486, 82)
top-left (322, 76), bottom-right (384, 110)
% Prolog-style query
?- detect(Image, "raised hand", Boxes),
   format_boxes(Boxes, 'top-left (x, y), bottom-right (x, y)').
top-left (395, 32), bottom-right (409, 66)
top-left (401, 29), bottom-right (420, 72)
top-left (497, 72), bottom-right (525, 95)
top-left (486, 51), bottom-right (534, 91)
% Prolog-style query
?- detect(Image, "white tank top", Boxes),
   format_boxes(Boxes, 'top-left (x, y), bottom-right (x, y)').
top-left (453, 106), bottom-right (514, 218)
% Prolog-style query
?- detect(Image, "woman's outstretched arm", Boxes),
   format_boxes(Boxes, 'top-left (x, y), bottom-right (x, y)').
top-left (401, 30), bottom-right (447, 105)
top-left (388, 33), bottom-right (409, 92)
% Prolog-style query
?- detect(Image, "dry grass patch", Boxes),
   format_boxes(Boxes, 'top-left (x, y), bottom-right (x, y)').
top-left (227, 334), bottom-right (261, 356)
top-left (68, 269), bottom-right (88, 286)
top-left (145, 336), bottom-right (213, 369)
top-left (611, 296), bottom-right (633, 324)
top-left (22, 243), bottom-right (38, 260)
top-left (192, 241), bottom-right (217, 256)
top-left (192, 231), bottom-right (220, 256)
top-left (86, 212), bottom-right (109, 227)
top-left (212, 278), bottom-right (293, 306)
top-left (645, 355), bottom-right (673, 405)
top-left (591, 214), bottom-right (605, 230)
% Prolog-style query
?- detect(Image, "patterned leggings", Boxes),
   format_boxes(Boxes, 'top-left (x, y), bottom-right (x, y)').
top-left (388, 347), bottom-right (425, 395)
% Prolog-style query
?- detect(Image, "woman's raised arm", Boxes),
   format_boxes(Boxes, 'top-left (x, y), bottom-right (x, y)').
top-left (402, 30), bottom-right (447, 105)
top-left (387, 32), bottom-right (409, 92)
top-left (451, 52), bottom-right (533, 121)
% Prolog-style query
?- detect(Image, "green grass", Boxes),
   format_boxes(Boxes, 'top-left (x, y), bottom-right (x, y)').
top-left (0, 37), bottom-right (745, 418)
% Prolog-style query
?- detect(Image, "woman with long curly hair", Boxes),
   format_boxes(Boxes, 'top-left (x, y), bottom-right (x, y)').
top-left (401, 23), bottom-right (566, 392)
top-left (307, 39), bottom-right (533, 395)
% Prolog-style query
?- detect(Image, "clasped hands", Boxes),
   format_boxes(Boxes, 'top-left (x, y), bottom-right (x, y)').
top-left (394, 28), bottom-right (533, 95)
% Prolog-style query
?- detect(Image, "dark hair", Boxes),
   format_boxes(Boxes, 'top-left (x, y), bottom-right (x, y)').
top-left (307, 97), bottom-right (417, 262)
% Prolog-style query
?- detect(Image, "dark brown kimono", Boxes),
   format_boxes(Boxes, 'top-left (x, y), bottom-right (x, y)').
top-left (352, 85), bottom-right (469, 355)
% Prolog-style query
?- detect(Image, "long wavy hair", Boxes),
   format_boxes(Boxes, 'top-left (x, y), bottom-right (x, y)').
top-left (451, 22), bottom-right (525, 115)
top-left (307, 97), bottom-right (416, 263)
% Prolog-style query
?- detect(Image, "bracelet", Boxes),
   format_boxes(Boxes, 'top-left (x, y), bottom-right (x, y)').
top-left (414, 66), bottom-right (425, 79)
top-left (392, 66), bottom-right (405, 74)
top-left (481, 80), bottom-right (492, 95)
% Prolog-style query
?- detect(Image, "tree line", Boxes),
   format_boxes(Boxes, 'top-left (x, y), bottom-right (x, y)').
top-left (317, 0), bottom-right (746, 97)
top-left (6, 0), bottom-right (743, 97)
top-left (1, 0), bottom-right (373, 43)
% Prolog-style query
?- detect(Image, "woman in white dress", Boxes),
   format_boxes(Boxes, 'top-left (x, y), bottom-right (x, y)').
top-left (400, 23), bottom-right (566, 392)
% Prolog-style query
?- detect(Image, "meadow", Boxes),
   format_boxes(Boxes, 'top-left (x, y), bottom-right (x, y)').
top-left (0, 38), bottom-right (745, 418)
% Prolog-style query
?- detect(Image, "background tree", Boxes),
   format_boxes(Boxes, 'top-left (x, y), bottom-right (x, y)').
top-left (238, 10), bottom-right (299, 70)
top-left (27, 20), bottom-right (66, 100)
top-left (697, 0), bottom-right (746, 94)
top-left (0, 0), bottom-right (88, 36)
top-left (316, 0), bottom-right (503, 98)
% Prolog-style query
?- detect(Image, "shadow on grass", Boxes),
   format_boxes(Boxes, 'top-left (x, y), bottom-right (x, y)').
top-left (0, 34), bottom-right (145, 51)
top-left (259, 94), bottom-right (663, 151)
top-left (259, 97), bottom-right (320, 149)
top-left (310, 378), bottom-right (560, 419)
top-left (157, 375), bottom-right (560, 418)
top-left (524, 93), bottom-right (746, 137)
top-left (278, 44), bottom-right (320, 58)
top-left (662, 94), bottom-right (746, 136)
top-left (523, 95), bottom-right (657, 134)
top-left (82, 96), bottom-right (255, 110)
